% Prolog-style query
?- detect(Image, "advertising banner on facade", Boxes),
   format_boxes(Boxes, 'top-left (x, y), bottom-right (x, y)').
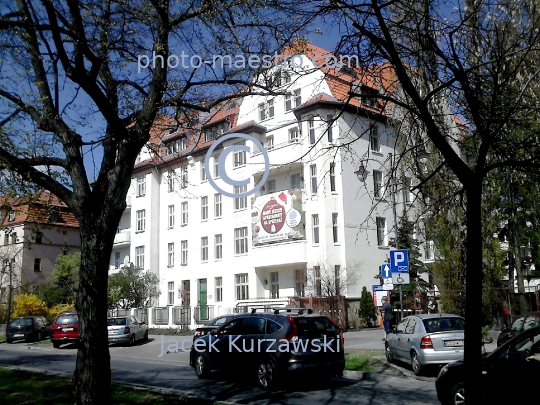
top-left (251, 188), bottom-right (305, 245)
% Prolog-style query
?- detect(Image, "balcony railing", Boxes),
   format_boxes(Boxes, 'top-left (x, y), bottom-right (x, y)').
top-left (114, 230), bottom-right (131, 245)
top-left (194, 305), bottom-right (214, 324)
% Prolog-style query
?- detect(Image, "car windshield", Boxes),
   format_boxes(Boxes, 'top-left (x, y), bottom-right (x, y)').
top-left (55, 315), bottom-right (78, 324)
top-left (423, 317), bottom-right (464, 333)
top-left (108, 318), bottom-right (127, 326)
top-left (10, 318), bottom-right (33, 326)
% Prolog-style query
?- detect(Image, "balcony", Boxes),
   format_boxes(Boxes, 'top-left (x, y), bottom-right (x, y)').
top-left (252, 240), bottom-right (307, 267)
top-left (114, 230), bottom-right (131, 246)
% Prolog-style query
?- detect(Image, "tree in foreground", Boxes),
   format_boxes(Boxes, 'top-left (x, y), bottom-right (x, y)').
top-left (0, 1), bottom-right (307, 403)
top-left (298, 0), bottom-right (540, 401)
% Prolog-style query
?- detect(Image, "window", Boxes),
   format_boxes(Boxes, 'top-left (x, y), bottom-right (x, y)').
top-left (167, 170), bottom-right (175, 192)
top-left (361, 86), bottom-right (378, 108)
top-left (334, 265), bottom-right (341, 294)
top-left (136, 209), bottom-right (146, 232)
top-left (201, 237), bottom-right (208, 262)
top-left (35, 232), bottom-right (43, 244)
top-left (285, 92), bottom-right (292, 111)
top-left (373, 170), bottom-right (383, 198)
top-left (234, 185), bottom-right (247, 210)
top-left (425, 240), bottom-right (435, 260)
top-left (135, 246), bottom-right (145, 269)
top-left (179, 137), bottom-right (187, 150)
top-left (8, 211), bottom-right (16, 221)
top-left (181, 280), bottom-right (190, 307)
top-left (376, 217), bottom-right (386, 246)
top-left (330, 162), bottom-right (336, 192)
top-left (180, 165), bottom-right (188, 188)
top-left (289, 127), bottom-right (299, 143)
top-left (258, 100), bottom-right (274, 122)
top-left (370, 126), bottom-right (380, 152)
top-left (205, 130), bottom-right (215, 142)
top-left (314, 266), bottom-right (322, 296)
top-left (294, 89), bottom-right (302, 107)
top-left (266, 179), bottom-right (276, 193)
top-left (332, 213), bottom-right (339, 243)
top-left (168, 282), bottom-right (174, 305)
top-left (295, 269), bottom-right (306, 297)
top-left (214, 155), bottom-right (220, 178)
top-left (291, 173), bottom-right (301, 188)
top-left (181, 202), bottom-right (188, 225)
top-left (308, 116), bottom-right (315, 144)
top-left (215, 234), bottom-right (223, 259)
top-left (3, 233), bottom-right (8, 245)
top-left (214, 193), bottom-right (222, 218)
top-left (11, 232), bottom-right (17, 244)
top-left (181, 240), bottom-right (188, 265)
top-left (234, 227), bottom-right (248, 255)
top-left (48, 207), bottom-right (59, 222)
top-left (201, 196), bottom-right (208, 220)
top-left (137, 175), bottom-right (146, 196)
top-left (168, 243), bottom-right (174, 266)
top-left (235, 273), bottom-right (249, 300)
top-left (310, 164), bottom-right (317, 194)
top-left (201, 161), bottom-right (207, 182)
top-left (266, 135), bottom-right (274, 150)
top-left (34, 258), bottom-right (41, 272)
top-left (403, 177), bottom-right (412, 203)
top-left (233, 141), bottom-right (246, 167)
top-left (215, 277), bottom-right (223, 302)
top-left (114, 252), bottom-right (120, 268)
top-left (270, 271), bottom-right (279, 299)
top-left (327, 115), bottom-right (333, 142)
top-left (168, 205), bottom-right (175, 228)
top-left (268, 99), bottom-right (274, 118)
top-left (312, 214), bottom-right (320, 244)
top-left (259, 103), bottom-right (266, 121)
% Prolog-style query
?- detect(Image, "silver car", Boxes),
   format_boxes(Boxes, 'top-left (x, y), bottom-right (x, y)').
top-left (107, 315), bottom-right (149, 345)
top-left (385, 313), bottom-right (465, 376)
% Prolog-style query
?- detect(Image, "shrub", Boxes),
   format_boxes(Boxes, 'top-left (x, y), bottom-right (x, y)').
top-left (12, 294), bottom-right (48, 317)
top-left (48, 303), bottom-right (75, 322)
top-left (359, 287), bottom-right (377, 327)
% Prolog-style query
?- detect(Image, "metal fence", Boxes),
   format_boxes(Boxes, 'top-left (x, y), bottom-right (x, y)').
top-left (133, 308), bottom-right (148, 324)
top-left (194, 305), bottom-right (214, 324)
top-left (152, 307), bottom-right (169, 325)
top-left (108, 308), bottom-right (129, 317)
top-left (172, 306), bottom-right (190, 326)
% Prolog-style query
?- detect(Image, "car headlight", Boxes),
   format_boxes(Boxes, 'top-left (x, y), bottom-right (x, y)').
top-left (437, 364), bottom-right (449, 379)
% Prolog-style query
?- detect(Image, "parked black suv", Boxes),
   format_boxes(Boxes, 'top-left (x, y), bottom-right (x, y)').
top-left (189, 308), bottom-right (345, 390)
top-left (6, 316), bottom-right (52, 343)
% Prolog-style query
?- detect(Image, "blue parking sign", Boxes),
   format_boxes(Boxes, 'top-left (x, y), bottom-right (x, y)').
top-left (390, 249), bottom-right (409, 274)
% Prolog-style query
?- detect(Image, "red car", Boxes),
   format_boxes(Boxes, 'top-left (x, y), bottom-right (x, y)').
top-left (51, 311), bottom-right (79, 348)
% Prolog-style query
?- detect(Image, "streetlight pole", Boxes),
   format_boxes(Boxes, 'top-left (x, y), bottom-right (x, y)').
top-left (389, 153), bottom-right (403, 320)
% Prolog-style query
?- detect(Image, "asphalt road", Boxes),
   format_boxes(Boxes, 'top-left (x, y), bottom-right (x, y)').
top-left (0, 330), bottom-right (440, 405)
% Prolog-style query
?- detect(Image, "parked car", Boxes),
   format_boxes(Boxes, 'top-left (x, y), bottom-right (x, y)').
top-left (497, 312), bottom-right (540, 347)
top-left (189, 309), bottom-right (345, 390)
top-left (385, 313), bottom-right (465, 376)
top-left (107, 315), bottom-right (148, 345)
top-left (436, 324), bottom-right (540, 405)
top-left (51, 311), bottom-right (79, 348)
top-left (193, 314), bottom-right (236, 340)
top-left (6, 316), bottom-right (52, 343)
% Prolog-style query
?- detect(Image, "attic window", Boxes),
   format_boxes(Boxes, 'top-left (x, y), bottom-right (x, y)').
top-left (49, 208), bottom-right (59, 222)
top-left (340, 66), bottom-right (357, 79)
top-left (165, 126), bottom-right (178, 136)
top-left (360, 86), bottom-right (378, 109)
top-left (226, 101), bottom-right (238, 111)
top-left (8, 211), bottom-right (15, 222)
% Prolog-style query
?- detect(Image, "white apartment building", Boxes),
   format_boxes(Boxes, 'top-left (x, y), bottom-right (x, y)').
top-left (110, 44), bottom-right (424, 328)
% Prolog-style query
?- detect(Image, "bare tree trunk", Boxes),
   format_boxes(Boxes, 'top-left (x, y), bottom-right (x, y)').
top-left (74, 212), bottom-right (120, 404)
top-left (464, 184), bottom-right (484, 404)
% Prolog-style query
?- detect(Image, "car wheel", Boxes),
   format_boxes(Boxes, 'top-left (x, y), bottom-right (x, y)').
top-left (7, 339), bottom-right (13, 344)
top-left (411, 352), bottom-right (423, 376)
top-left (450, 382), bottom-right (465, 405)
top-left (143, 330), bottom-right (149, 341)
top-left (53, 342), bottom-right (60, 349)
top-left (385, 343), bottom-right (393, 363)
top-left (195, 353), bottom-right (210, 379)
top-left (129, 334), bottom-right (136, 346)
top-left (256, 357), bottom-right (278, 391)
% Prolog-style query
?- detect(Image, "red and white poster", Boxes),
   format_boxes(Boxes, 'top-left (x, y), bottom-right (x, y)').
top-left (251, 188), bottom-right (305, 245)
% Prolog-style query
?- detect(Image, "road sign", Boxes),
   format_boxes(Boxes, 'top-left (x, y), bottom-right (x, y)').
top-left (390, 250), bottom-right (409, 274)
top-left (382, 277), bottom-right (394, 290)
top-left (380, 263), bottom-right (391, 278)
top-left (372, 285), bottom-right (385, 306)
top-left (392, 272), bottom-right (410, 285)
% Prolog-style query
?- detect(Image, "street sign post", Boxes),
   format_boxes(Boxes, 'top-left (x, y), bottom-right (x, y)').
top-left (380, 263), bottom-right (394, 290)
top-left (390, 249), bottom-right (410, 320)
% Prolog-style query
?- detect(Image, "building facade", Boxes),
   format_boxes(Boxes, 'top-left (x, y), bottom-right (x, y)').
top-left (0, 192), bottom-right (81, 304)
top-left (110, 44), bottom-right (431, 328)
